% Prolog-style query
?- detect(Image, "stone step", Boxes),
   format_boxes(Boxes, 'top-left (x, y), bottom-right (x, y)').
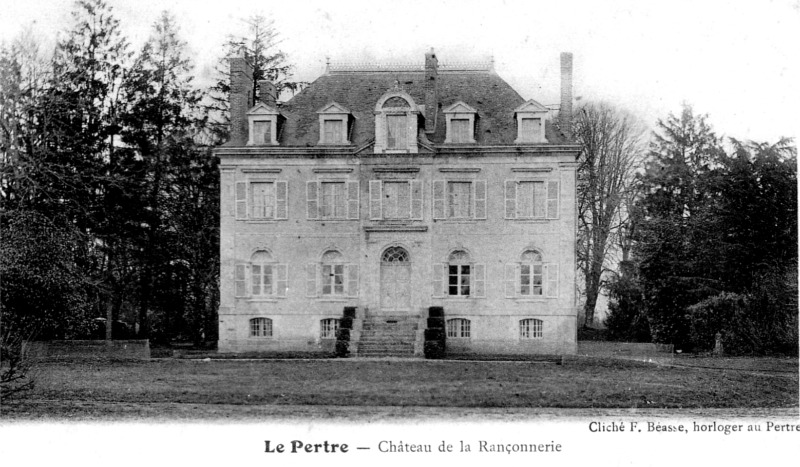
top-left (358, 350), bottom-right (416, 356)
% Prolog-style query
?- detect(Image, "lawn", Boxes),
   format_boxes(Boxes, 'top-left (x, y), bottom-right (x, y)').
top-left (1, 357), bottom-right (797, 420)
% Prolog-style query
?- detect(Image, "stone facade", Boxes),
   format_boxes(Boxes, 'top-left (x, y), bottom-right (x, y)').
top-left (216, 50), bottom-right (581, 356)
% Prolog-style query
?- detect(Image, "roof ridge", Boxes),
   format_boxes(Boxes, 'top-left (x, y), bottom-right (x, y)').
top-left (328, 60), bottom-right (493, 74)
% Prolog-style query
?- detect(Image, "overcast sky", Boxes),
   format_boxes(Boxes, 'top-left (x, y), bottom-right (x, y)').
top-left (2, 0), bottom-right (798, 143)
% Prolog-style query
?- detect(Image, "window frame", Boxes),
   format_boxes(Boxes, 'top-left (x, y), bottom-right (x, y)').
top-left (235, 179), bottom-right (288, 221)
top-left (519, 319), bottom-right (543, 339)
top-left (369, 179), bottom-right (423, 221)
top-left (504, 179), bottom-right (559, 220)
top-left (306, 250), bottom-right (359, 299)
top-left (432, 179), bottom-right (487, 220)
top-left (446, 318), bottom-right (471, 339)
top-left (320, 318), bottom-right (340, 339)
top-left (249, 317), bottom-right (273, 338)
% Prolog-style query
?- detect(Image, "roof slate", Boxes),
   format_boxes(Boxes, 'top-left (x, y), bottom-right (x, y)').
top-left (278, 70), bottom-right (568, 147)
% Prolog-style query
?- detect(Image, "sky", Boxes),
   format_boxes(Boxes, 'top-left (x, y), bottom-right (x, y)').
top-left (2, 0), bottom-right (799, 143)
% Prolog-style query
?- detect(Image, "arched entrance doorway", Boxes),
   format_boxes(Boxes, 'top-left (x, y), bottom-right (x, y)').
top-left (380, 246), bottom-right (411, 312)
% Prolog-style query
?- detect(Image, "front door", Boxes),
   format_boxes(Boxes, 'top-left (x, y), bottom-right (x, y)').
top-left (380, 246), bottom-right (411, 312)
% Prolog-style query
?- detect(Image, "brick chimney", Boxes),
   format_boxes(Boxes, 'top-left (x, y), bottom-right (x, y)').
top-left (559, 52), bottom-right (573, 140)
top-left (229, 50), bottom-right (254, 145)
top-left (424, 48), bottom-right (439, 134)
top-left (257, 79), bottom-right (277, 107)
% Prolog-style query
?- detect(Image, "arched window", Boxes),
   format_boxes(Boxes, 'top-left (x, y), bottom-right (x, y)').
top-left (320, 318), bottom-right (340, 339)
top-left (321, 250), bottom-right (345, 296)
top-left (234, 251), bottom-right (288, 298)
top-left (448, 250), bottom-right (471, 297)
top-left (306, 250), bottom-right (359, 298)
top-left (382, 246), bottom-right (410, 263)
top-left (520, 250), bottom-right (543, 296)
top-left (519, 319), bottom-right (543, 339)
top-left (251, 251), bottom-right (275, 296)
top-left (374, 89), bottom-right (420, 153)
top-left (250, 318), bottom-right (273, 337)
top-left (446, 318), bottom-right (471, 338)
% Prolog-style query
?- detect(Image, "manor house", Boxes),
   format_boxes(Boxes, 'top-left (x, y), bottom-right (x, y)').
top-left (216, 50), bottom-right (580, 356)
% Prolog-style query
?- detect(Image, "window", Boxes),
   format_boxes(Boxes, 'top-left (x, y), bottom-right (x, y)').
top-left (306, 250), bottom-right (359, 298)
top-left (307, 180), bottom-right (359, 220)
top-left (323, 120), bottom-right (344, 144)
top-left (250, 318), bottom-right (273, 337)
top-left (320, 182), bottom-right (346, 219)
top-left (519, 319), bottom-right (543, 339)
top-left (387, 115), bottom-right (407, 149)
top-left (504, 250), bottom-right (558, 298)
top-left (447, 250), bottom-right (471, 296)
top-left (519, 250), bottom-right (543, 296)
top-left (251, 182), bottom-right (276, 219)
top-left (519, 118), bottom-right (542, 141)
top-left (433, 251), bottom-right (485, 298)
top-left (433, 180), bottom-right (486, 220)
top-left (504, 180), bottom-right (559, 219)
top-left (252, 121), bottom-right (271, 145)
top-left (369, 180), bottom-right (423, 220)
top-left (321, 251), bottom-right (345, 296)
top-left (234, 251), bottom-right (288, 298)
top-left (450, 119), bottom-right (471, 143)
top-left (447, 318), bottom-right (471, 338)
top-left (234, 180), bottom-right (288, 220)
top-left (320, 319), bottom-right (339, 339)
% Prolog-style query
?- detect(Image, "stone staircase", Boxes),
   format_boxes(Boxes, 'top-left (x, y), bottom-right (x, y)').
top-left (357, 314), bottom-right (419, 357)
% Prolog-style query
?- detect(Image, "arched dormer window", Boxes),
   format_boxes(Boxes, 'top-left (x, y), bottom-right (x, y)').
top-left (374, 88), bottom-right (421, 154)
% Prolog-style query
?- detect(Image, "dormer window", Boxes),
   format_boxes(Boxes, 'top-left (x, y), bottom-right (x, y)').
top-left (374, 88), bottom-right (420, 153)
top-left (443, 101), bottom-right (477, 144)
top-left (317, 102), bottom-right (352, 145)
top-left (514, 100), bottom-right (549, 144)
top-left (247, 103), bottom-right (282, 146)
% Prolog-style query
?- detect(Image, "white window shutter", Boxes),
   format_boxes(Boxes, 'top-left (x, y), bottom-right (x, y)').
top-left (276, 181), bottom-right (288, 219)
top-left (473, 263), bottom-right (486, 297)
top-left (347, 264), bottom-right (359, 297)
top-left (432, 180), bottom-right (446, 219)
top-left (235, 182), bottom-right (247, 219)
top-left (474, 180), bottom-right (487, 219)
top-left (369, 180), bottom-right (382, 220)
top-left (410, 180), bottom-right (423, 220)
top-left (546, 262), bottom-right (559, 298)
top-left (432, 263), bottom-right (444, 298)
top-left (306, 262), bottom-right (317, 297)
top-left (234, 263), bottom-right (247, 297)
top-left (504, 263), bottom-right (517, 298)
top-left (306, 181), bottom-right (319, 219)
top-left (347, 181), bottom-right (359, 220)
top-left (504, 180), bottom-right (516, 219)
top-left (546, 180), bottom-right (560, 219)
top-left (276, 264), bottom-right (288, 297)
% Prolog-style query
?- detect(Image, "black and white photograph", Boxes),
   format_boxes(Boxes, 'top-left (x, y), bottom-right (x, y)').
top-left (1, 1), bottom-right (798, 465)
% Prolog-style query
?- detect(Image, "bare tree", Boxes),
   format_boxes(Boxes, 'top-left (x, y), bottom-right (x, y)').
top-left (575, 102), bottom-right (646, 327)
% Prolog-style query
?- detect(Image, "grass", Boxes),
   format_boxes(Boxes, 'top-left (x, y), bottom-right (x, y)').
top-left (1, 356), bottom-right (797, 420)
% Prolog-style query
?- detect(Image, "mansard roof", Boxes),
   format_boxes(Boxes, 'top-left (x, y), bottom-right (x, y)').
top-left (278, 69), bottom-right (568, 146)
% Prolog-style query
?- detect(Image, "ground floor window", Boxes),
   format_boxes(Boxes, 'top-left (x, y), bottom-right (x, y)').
top-left (519, 319), bottom-right (543, 339)
top-left (320, 318), bottom-right (340, 339)
top-left (250, 317), bottom-right (273, 337)
top-left (446, 318), bottom-right (471, 338)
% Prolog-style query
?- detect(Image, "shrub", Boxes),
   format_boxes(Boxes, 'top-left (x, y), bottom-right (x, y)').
top-left (424, 329), bottom-right (444, 341)
top-left (339, 316), bottom-right (353, 330)
top-left (334, 340), bottom-right (349, 358)
top-left (423, 341), bottom-right (444, 359)
top-left (428, 307), bottom-right (444, 318)
top-left (427, 317), bottom-right (444, 329)
top-left (343, 307), bottom-right (357, 319)
top-left (604, 276), bottom-right (651, 342)
top-left (335, 328), bottom-right (350, 341)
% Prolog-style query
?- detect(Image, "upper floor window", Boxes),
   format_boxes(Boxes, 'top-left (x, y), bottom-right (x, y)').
top-left (433, 250), bottom-right (485, 298)
top-left (317, 102), bottom-right (352, 145)
top-left (513, 100), bottom-right (548, 144)
top-left (374, 88), bottom-right (420, 153)
top-left (306, 249), bottom-right (359, 298)
top-left (432, 180), bottom-right (486, 220)
top-left (306, 180), bottom-right (359, 220)
top-left (443, 101), bottom-right (477, 144)
top-left (247, 103), bottom-right (282, 145)
top-left (447, 318), bottom-right (471, 338)
top-left (234, 250), bottom-right (288, 298)
top-left (504, 180), bottom-right (559, 220)
top-left (504, 249), bottom-right (558, 298)
top-left (369, 180), bottom-right (423, 220)
top-left (250, 317), bottom-right (273, 338)
top-left (235, 180), bottom-right (288, 220)
top-left (519, 319), bottom-right (543, 339)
